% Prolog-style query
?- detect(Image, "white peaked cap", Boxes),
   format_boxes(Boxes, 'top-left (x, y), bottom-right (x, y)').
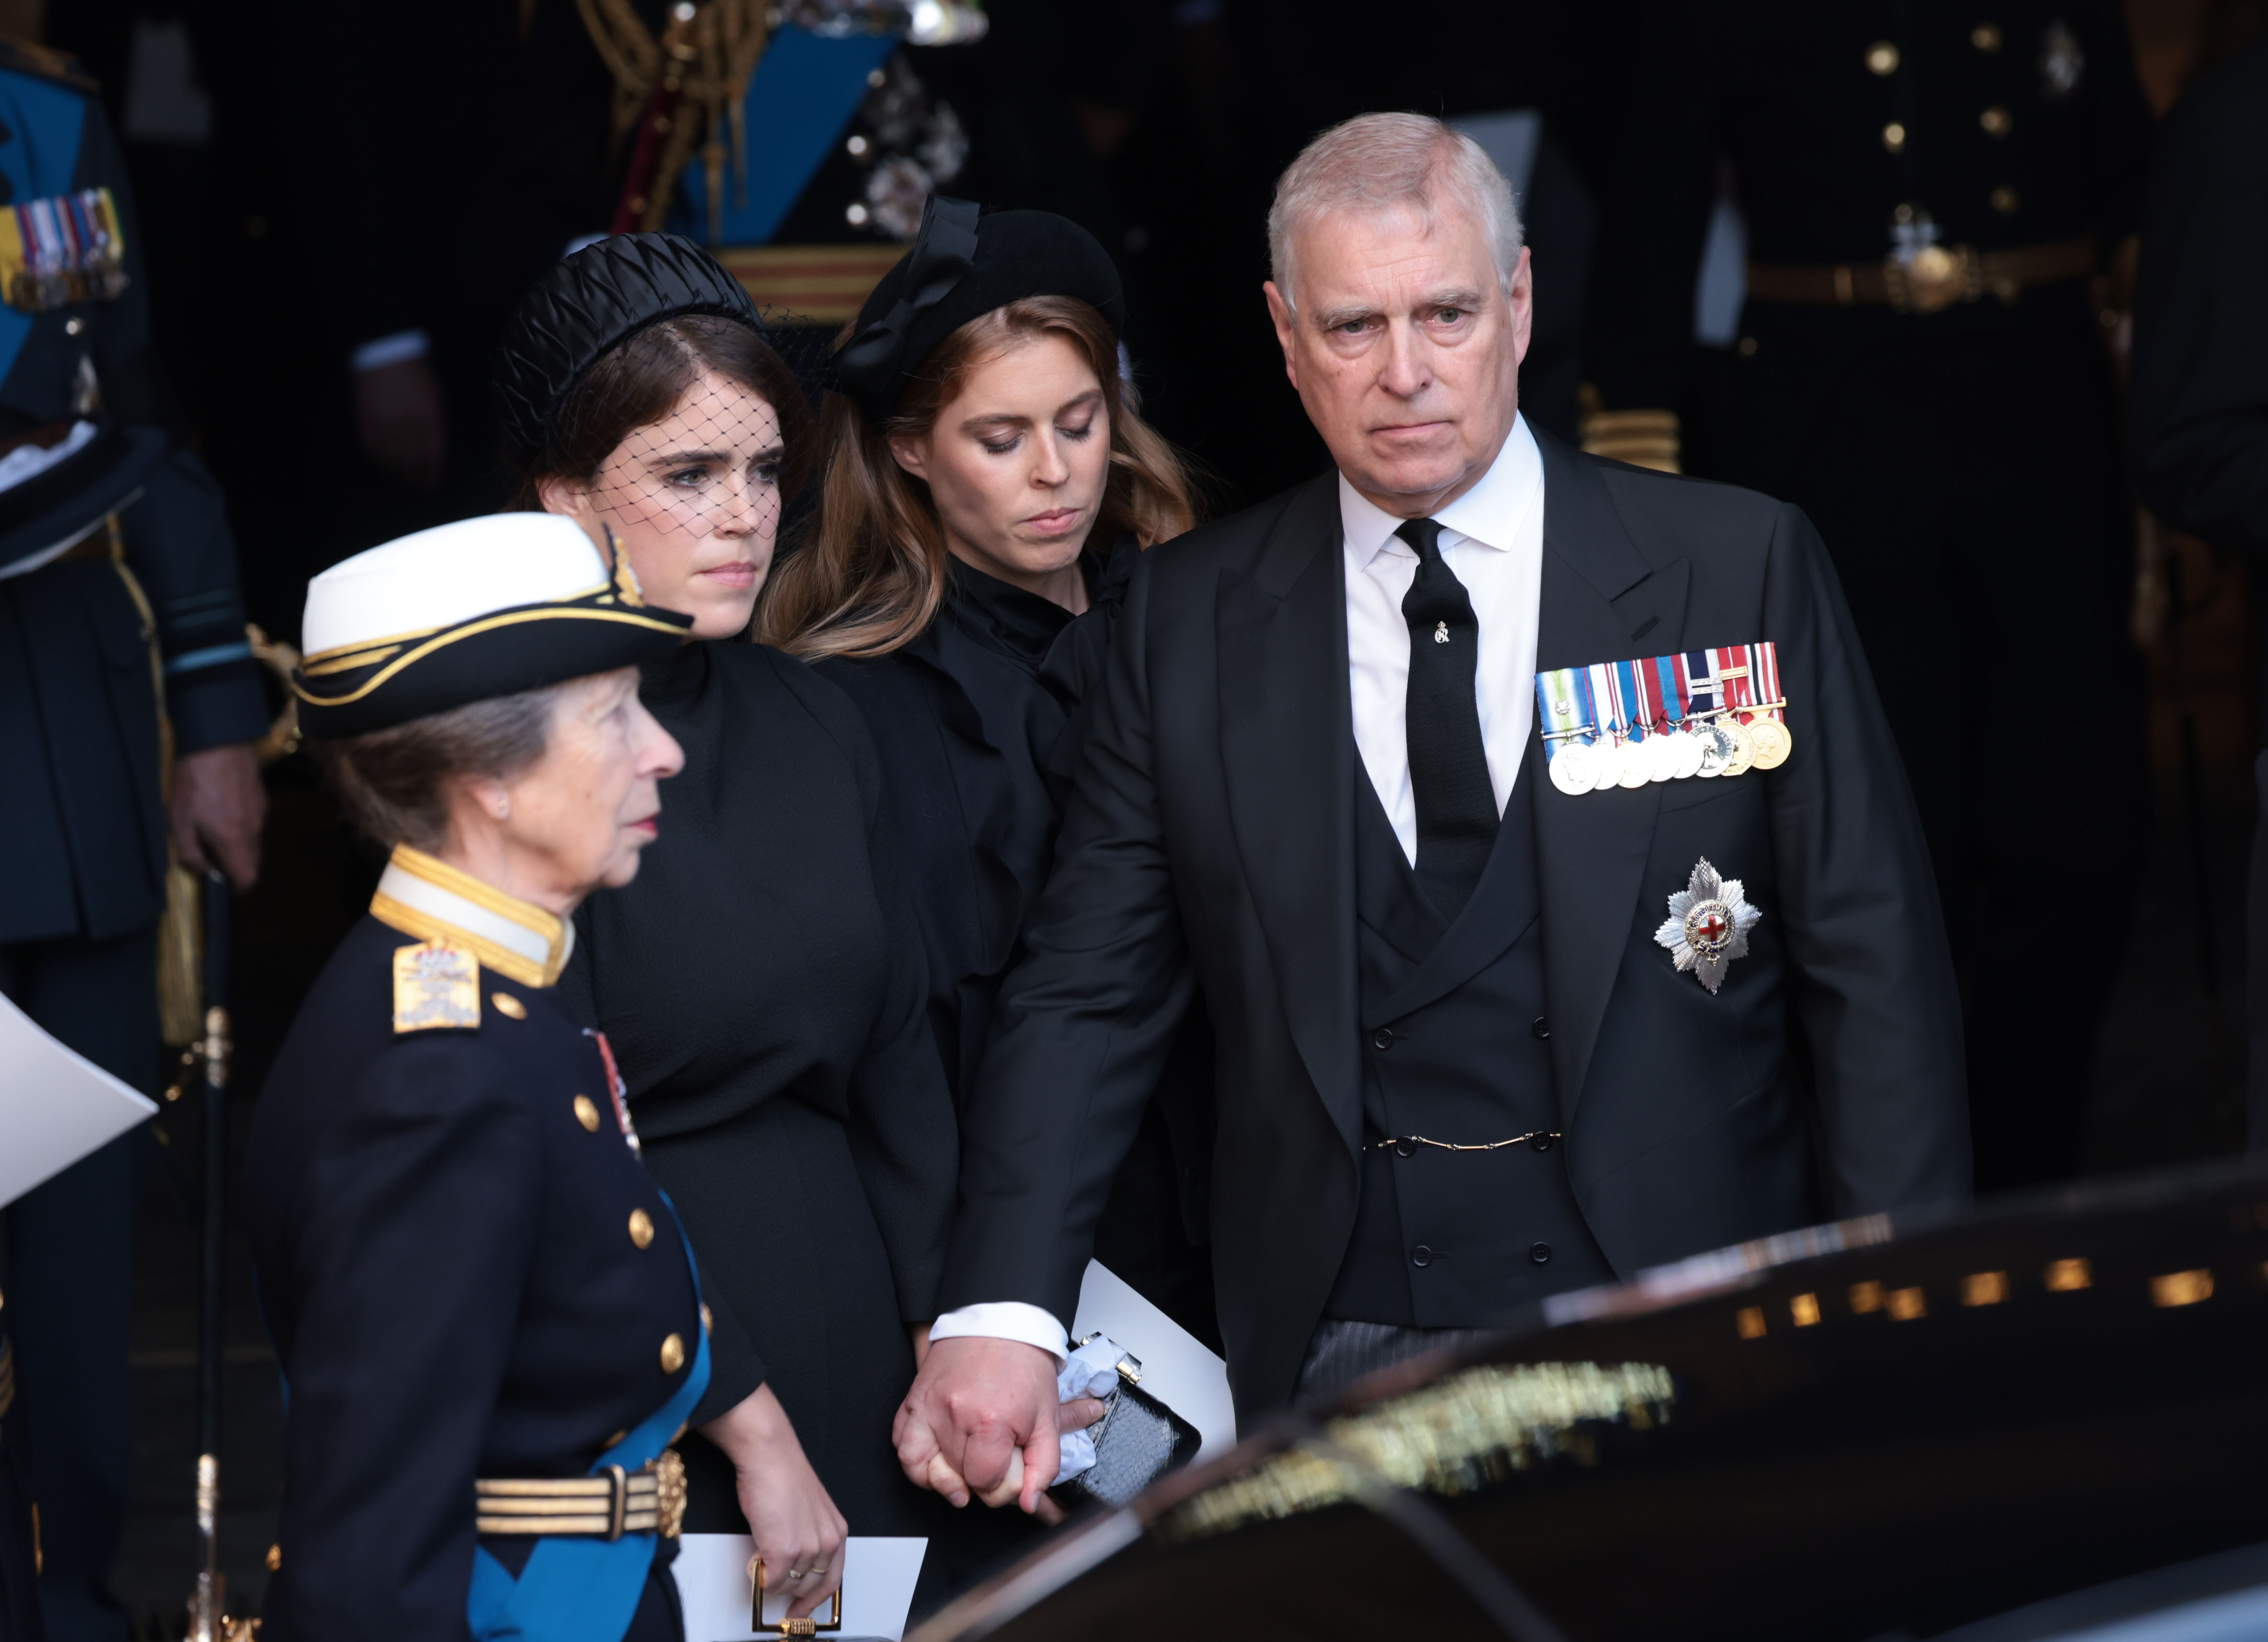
top-left (301, 513), bottom-right (609, 659)
top-left (290, 512), bottom-right (690, 740)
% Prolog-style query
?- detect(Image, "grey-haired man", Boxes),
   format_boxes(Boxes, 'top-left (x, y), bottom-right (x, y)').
top-left (895, 111), bottom-right (1967, 1515)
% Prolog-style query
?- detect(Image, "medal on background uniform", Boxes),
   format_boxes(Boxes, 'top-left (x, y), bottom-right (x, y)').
top-left (1654, 857), bottom-right (1762, 994)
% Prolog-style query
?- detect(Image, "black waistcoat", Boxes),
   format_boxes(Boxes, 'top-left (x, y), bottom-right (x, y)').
top-left (1325, 748), bottom-right (1615, 1328)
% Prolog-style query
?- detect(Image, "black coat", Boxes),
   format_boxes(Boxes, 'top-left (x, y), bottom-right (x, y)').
top-left (813, 544), bottom-right (1216, 1345)
top-left (941, 432), bottom-right (1970, 1419)
top-left (560, 641), bottom-right (958, 1537)
top-left (0, 45), bottom-right (265, 944)
top-left (244, 917), bottom-right (704, 1642)
top-left (2130, 36), bottom-right (2268, 561)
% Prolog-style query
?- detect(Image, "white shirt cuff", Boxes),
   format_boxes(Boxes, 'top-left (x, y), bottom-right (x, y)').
top-left (349, 328), bottom-right (430, 372)
top-left (928, 1302), bottom-right (1069, 1363)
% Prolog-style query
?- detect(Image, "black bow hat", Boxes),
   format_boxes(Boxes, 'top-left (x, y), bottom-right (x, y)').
top-left (493, 232), bottom-right (763, 464)
top-left (835, 197), bottom-right (1125, 421)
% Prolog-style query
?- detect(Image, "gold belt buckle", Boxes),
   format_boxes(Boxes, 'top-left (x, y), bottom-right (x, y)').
top-left (652, 1449), bottom-right (687, 1539)
top-left (1885, 244), bottom-right (1979, 314)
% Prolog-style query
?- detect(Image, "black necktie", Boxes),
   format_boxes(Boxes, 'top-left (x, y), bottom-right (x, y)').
top-left (1397, 517), bottom-right (1499, 915)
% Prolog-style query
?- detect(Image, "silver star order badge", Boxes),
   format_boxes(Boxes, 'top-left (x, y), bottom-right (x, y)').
top-left (1654, 857), bottom-right (1762, 994)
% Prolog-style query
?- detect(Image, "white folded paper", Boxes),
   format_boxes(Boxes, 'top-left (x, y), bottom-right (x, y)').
top-left (671, 1534), bottom-right (925, 1641)
top-left (0, 987), bottom-right (158, 1209)
top-left (1070, 1259), bottom-right (1237, 1463)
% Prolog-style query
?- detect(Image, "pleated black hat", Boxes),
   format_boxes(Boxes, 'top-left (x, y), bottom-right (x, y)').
top-left (493, 233), bottom-right (762, 465)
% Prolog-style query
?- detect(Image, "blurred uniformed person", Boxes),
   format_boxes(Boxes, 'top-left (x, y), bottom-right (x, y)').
top-left (1583, 1), bottom-right (2154, 1191)
top-left (244, 514), bottom-right (716, 1642)
top-left (0, 34), bottom-right (267, 1642)
top-left (2129, 33), bottom-right (2268, 1148)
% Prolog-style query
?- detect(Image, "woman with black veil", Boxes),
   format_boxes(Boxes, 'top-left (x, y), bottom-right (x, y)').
top-left (491, 233), bottom-right (1093, 1614)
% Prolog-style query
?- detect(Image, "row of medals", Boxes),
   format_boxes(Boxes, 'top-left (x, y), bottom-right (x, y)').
top-left (1548, 710), bottom-right (1793, 796)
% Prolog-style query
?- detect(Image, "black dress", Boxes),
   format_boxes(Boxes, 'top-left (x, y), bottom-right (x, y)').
top-left (558, 641), bottom-right (958, 1542)
top-left (818, 540), bottom-right (1218, 1350)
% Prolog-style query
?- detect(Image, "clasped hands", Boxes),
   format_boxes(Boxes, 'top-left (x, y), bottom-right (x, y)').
top-left (892, 1336), bottom-right (1106, 1524)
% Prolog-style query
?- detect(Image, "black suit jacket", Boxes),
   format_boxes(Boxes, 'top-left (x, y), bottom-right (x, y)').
top-left (942, 431), bottom-right (1969, 1417)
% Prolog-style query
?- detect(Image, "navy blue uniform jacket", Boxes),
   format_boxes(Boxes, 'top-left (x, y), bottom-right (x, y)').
top-left (245, 918), bottom-right (704, 1642)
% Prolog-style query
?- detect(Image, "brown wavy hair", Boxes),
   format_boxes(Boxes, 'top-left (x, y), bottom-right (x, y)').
top-left (757, 296), bottom-right (1197, 659)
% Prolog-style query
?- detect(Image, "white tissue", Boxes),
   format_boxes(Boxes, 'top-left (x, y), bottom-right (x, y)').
top-left (1049, 1334), bottom-right (1125, 1486)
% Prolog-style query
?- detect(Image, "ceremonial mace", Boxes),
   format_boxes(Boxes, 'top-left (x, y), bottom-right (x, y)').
top-left (187, 866), bottom-right (231, 1642)
top-left (165, 624), bottom-right (298, 1642)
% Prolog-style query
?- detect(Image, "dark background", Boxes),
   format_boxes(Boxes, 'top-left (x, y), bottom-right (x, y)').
top-left (10, 0), bottom-right (2256, 1628)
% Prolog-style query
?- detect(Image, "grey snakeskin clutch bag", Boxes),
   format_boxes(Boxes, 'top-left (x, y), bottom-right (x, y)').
top-left (1047, 1345), bottom-right (1202, 1511)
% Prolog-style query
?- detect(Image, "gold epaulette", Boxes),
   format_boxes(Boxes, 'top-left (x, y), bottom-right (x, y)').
top-left (0, 36), bottom-right (97, 93)
top-left (393, 940), bottom-right (481, 1034)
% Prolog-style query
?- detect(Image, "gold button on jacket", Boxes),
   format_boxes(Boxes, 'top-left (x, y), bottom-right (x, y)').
top-left (573, 1095), bottom-right (602, 1133)
top-left (659, 1333), bottom-right (686, 1374)
top-left (628, 1208), bottom-right (655, 1249)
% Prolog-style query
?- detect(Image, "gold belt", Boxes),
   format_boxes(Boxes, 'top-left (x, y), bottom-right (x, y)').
top-left (474, 1450), bottom-right (686, 1540)
top-left (1744, 236), bottom-right (2099, 315)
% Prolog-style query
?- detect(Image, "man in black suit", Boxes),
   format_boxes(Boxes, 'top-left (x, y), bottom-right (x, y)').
top-left (894, 112), bottom-right (1968, 1513)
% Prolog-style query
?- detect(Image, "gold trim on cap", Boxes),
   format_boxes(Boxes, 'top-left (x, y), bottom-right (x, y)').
top-left (294, 603), bottom-right (685, 708)
top-left (300, 583), bottom-right (613, 666)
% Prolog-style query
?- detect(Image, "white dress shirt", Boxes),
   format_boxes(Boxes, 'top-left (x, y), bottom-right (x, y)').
top-left (1341, 414), bottom-right (1546, 860)
top-left (929, 415), bottom-right (1551, 1362)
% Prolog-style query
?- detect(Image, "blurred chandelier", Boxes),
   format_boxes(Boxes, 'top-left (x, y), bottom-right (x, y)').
top-left (780, 1), bottom-right (990, 45)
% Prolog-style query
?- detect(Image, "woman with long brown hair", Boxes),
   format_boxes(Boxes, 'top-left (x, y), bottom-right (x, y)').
top-left (761, 201), bottom-right (1220, 1378)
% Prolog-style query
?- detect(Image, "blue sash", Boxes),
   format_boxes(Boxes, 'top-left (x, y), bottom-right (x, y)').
top-left (670, 26), bottom-right (899, 246)
top-left (466, 1214), bottom-right (712, 1642)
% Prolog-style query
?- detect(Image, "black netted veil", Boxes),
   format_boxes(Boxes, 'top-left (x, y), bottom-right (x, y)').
top-left (495, 231), bottom-right (844, 562)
